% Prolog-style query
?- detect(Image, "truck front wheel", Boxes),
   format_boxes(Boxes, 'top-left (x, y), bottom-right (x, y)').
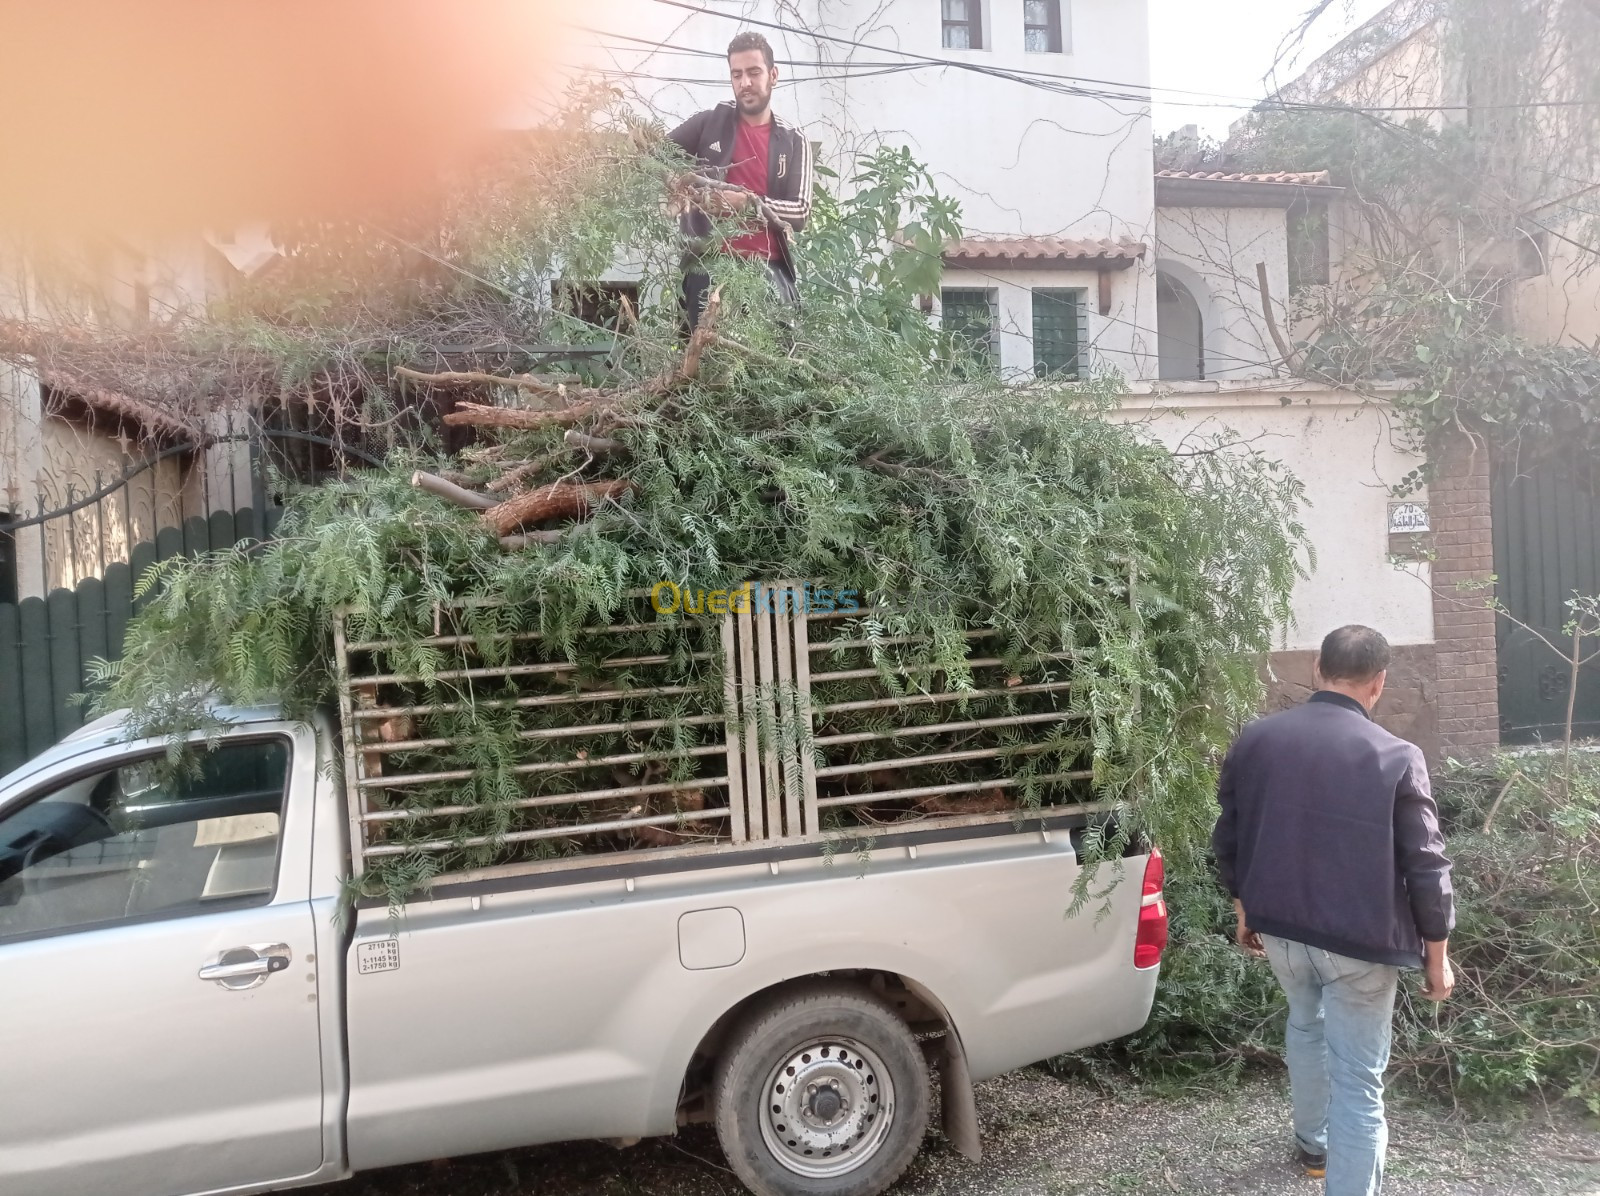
top-left (712, 983), bottom-right (931, 1196)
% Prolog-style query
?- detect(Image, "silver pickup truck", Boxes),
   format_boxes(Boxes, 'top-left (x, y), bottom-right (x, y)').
top-left (0, 590), bottom-right (1166, 1196)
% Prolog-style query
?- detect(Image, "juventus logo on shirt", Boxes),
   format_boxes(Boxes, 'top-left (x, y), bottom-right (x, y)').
top-left (778, 154), bottom-right (787, 179)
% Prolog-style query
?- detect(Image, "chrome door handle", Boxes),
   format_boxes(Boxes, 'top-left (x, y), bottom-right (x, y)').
top-left (199, 958), bottom-right (272, 981)
top-left (199, 943), bottom-right (292, 990)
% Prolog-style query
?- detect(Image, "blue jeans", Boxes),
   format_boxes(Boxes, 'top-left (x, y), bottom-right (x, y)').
top-left (1262, 935), bottom-right (1400, 1196)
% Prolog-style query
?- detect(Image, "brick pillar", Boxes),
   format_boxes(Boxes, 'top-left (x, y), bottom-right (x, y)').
top-left (1429, 437), bottom-right (1500, 759)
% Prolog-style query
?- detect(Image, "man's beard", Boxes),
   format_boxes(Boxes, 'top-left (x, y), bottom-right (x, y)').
top-left (737, 86), bottom-right (771, 115)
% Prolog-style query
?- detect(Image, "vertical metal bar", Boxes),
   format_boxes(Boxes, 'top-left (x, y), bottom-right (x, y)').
top-left (720, 612), bottom-right (748, 844)
top-left (793, 594), bottom-right (819, 836)
top-left (773, 580), bottom-right (802, 838)
top-left (197, 425), bottom-right (209, 523)
top-left (36, 491), bottom-right (48, 596)
top-left (757, 586), bottom-right (783, 840)
top-left (252, 411), bottom-right (269, 535)
top-left (64, 484), bottom-right (79, 587)
top-left (120, 469), bottom-right (133, 565)
top-left (226, 407), bottom-right (239, 518)
top-left (735, 600), bottom-right (765, 838)
top-left (331, 611), bottom-right (369, 882)
top-left (93, 474), bottom-right (106, 577)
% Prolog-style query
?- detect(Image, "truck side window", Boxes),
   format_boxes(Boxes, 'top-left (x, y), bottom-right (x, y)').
top-left (0, 739), bottom-right (290, 940)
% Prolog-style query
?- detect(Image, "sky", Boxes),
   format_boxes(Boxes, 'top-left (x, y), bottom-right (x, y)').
top-left (1148, 0), bottom-right (1396, 139)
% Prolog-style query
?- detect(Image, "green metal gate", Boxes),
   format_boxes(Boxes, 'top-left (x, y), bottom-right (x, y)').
top-left (0, 505), bottom-right (282, 777)
top-left (1492, 458), bottom-right (1600, 744)
top-left (0, 417), bottom-right (382, 777)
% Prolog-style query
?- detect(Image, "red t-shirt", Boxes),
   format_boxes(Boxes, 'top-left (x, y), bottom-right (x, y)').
top-left (724, 119), bottom-right (777, 261)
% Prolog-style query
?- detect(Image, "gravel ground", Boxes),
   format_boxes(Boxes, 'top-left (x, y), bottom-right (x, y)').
top-left (319, 1070), bottom-right (1600, 1196)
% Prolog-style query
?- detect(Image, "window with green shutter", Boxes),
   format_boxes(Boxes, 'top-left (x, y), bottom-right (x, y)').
top-left (941, 288), bottom-right (997, 371)
top-left (1032, 288), bottom-right (1085, 379)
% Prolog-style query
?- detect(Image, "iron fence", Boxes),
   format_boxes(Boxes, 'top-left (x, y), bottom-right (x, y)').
top-left (0, 421), bottom-right (381, 776)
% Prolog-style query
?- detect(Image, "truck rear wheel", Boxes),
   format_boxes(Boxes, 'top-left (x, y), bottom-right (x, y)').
top-left (712, 983), bottom-right (930, 1196)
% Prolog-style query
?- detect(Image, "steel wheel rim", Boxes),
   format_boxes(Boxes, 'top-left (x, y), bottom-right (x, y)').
top-left (757, 1034), bottom-right (896, 1178)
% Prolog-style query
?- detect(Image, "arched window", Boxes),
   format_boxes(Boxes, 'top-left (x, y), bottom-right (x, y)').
top-left (1156, 271), bottom-right (1204, 381)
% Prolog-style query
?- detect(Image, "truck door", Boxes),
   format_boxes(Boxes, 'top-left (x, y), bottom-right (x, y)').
top-left (0, 731), bottom-right (325, 1196)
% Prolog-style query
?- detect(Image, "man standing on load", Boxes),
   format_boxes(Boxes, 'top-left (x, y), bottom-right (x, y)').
top-left (668, 31), bottom-right (813, 330)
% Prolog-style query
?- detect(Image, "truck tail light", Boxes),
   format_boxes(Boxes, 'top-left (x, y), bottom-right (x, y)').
top-left (1134, 848), bottom-right (1167, 970)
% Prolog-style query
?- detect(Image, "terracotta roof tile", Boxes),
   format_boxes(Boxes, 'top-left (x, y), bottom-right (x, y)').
top-left (943, 236), bottom-right (1148, 265)
top-left (1156, 169), bottom-right (1333, 186)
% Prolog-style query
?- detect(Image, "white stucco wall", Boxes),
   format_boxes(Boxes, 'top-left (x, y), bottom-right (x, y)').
top-left (1514, 228), bottom-right (1600, 350)
top-left (1114, 382), bottom-right (1434, 650)
top-left (1154, 206), bottom-right (1289, 382)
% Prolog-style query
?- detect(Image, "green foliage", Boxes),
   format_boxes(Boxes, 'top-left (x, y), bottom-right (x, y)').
top-left (90, 105), bottom-right (1309, 911)
top-left (800, 147), bottom-right (963, 347)
top-left (1398, 753), bottom-right (1600, 1110)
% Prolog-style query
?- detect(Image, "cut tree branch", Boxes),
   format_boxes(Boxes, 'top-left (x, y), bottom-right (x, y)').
top-left (394, 365), bottom-right (598, 398)
top-left (443, 400), bottom-right (606, 430)
top-left (487, 452), bottom-right (560, 494)
top-left (410, 470), bottom-right (497, 511)
top-left (483, 479), bottom-right (634, 536)
top-left (564, 429), bottom-right (625, 455)
top-left (683, 174), bottom-right (789, 241)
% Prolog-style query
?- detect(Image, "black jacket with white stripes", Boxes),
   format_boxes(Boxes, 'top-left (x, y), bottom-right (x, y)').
top-left (667, 101), bottom-right (813, 277)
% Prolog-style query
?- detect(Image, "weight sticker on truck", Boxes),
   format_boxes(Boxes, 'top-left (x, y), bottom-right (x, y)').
top-left (356, 938), bottom-right (400, 974)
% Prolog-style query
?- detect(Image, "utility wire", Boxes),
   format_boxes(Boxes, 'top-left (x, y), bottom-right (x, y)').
top-left (620, 5), bottom-right (1600, 115)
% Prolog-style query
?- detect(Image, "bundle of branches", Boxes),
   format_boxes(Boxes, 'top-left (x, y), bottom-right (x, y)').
top-left (77, 95), bottom-right (1307, 905)
top-left (1394, 754), bottom-right (1600, 1110)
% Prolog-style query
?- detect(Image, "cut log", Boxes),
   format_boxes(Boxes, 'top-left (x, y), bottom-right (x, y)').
top-left (411, 470), bottom-right (497, 511)
top-left (443, 400), bottom-right (603, 431)
top-left (564, 429), bottom-right (625, 456)
top-left (915, 788), bottom-right (1018, 816)
top-left (677, 288), bottom-right (722, 384)
top-left (486, 452), bottom-right (559, 494)
top-left (395, 365), bottom-right (596, 398)
top-left (483, 479), bottom-right (633, 536)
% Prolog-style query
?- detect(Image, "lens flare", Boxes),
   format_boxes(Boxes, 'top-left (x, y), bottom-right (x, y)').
top-left (0, 1), bottom-right (565, 234)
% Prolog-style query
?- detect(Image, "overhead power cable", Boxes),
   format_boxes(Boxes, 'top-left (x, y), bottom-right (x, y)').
top-left (622, 3), bottom-right (1600, 115)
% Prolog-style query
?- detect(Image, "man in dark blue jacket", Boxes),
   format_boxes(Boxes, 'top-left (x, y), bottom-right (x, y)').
top-left (1213, 625), bottom-right (1455, 1196)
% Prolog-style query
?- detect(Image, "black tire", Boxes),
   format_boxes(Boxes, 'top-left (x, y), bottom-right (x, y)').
top-left (712, 983), bottom-right (931, 1196)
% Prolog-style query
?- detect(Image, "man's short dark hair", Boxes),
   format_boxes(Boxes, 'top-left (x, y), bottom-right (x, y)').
top-left (728, 32), bottom-right (775, 68)
top-left (1318, 625), bottom-right (1392, 683)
